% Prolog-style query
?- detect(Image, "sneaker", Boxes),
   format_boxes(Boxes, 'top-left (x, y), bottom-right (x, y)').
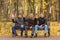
top-left (25, 34), bottom-right (28, 38)
top-left (30, 34), bottom-right (34, 38)
top-left (12, 34), bottom-right (18, 37)
top-left (34, 33), bottom-right (37, 37)
top-left (44, 33), bottom-right (46, 37)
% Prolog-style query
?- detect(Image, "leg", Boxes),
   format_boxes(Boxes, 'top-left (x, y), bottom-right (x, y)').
top-left (12, 26), bottom-right (18, 36)
top-left (25, 26), bottom-right (28, 37)
top-left (30, 26), bottom-right (35, 38)
top-left (31, 25), bottom-right (39, 37)
top-left (20, 29), bottom-right (24, 37)
top-left (34, 25), bottom-right (39, 37)
top-left (34, 25), bottom-right (39, 34)
top-left (20, 25), bottom-right (24, 37)
top-left (43, 25), bottom-right (48, 37)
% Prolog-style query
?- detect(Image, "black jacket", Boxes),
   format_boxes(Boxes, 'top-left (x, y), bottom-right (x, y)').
top-left (34, 18), bottom-right (38, 25)
top-left (27, 18), bottom-right (34, 26)
top-left (38, 17), bottom-right (47, 25)
top-left (24, 18), bottom-right (37, 26)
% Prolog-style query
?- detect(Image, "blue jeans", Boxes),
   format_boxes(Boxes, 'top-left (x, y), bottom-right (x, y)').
top-left (34, 24), bottom-right (48, 34)
top-left (12, 25), bottom-right (25, 35)
top-left (32, 26), bottom-right (35, 34)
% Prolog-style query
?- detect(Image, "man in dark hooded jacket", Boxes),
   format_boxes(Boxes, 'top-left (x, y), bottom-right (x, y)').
top-left (34, 13), bottom-right (48, 37)
top-left (12, 15), bottom-right (25, 37)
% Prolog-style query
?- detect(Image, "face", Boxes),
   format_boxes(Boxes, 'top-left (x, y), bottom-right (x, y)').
top-left (12, 14), bottom-right (14, 18)
top-left (40, 14), bottom-right (44, 18)
top-left (18, 15), bottom-right (22, 18)
top-left (29, 13), bottom-right (34, 19)
top-left (23, 14), bottom-right (27, 17)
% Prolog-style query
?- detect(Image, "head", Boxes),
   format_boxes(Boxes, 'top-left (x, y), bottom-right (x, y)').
top-left (18, 15), bottom-right (22, 18)
top-left (40, 13), bottom-right (45, 18)
top-left (28, 13), bottom-right (34, 19)
top-left (35, 15), bottom-right (38, 18)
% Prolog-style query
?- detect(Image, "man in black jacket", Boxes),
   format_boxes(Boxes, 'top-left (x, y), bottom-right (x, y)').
top-left (12, 15), bottom-right (25, 37)
top-left (23, 14), bottom-right (35, 38)
top-left (22, 14), bottom-right (37, 37)
top-left (27, 14), bottom-right (38, 38)
top-left (34, 13), bottom-right (48, 37)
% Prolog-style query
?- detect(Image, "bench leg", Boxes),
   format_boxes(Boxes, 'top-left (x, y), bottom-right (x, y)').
top-left (43, 25), bottom-right (48, 37)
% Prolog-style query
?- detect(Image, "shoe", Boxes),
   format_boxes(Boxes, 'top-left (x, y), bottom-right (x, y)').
top-left (34, 33), bottom-right (37, 37)
top-left (12, 34), bottom-right (18, 37)
top-left (21, 34), bottom-right (23, 37)
top-left (25, 36), bottom-right (28, 38)
top-left (48, 32), bottom-right (50, 37)
top-left (21, 33), bottom-right (23, 37)
top-left (44, 33), bottom-right (46, 37)
top-left (25, 34), bottom-right (28, 38)
top-left (48, 34), bottom-right (50, 37)
top-left (30, 34), bottom-right (34, 38)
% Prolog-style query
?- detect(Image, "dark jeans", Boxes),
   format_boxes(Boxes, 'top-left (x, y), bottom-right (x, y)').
top-left (25, 25), bottom-right (35, 36)
top-left (12, 25), bottom-right (25, 36)
top-left (24, 26), bottom-right (28, 36)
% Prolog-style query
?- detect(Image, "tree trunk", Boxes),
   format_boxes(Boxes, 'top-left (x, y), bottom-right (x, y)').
top-left (40, 0), bottom-right (43, 13)
top-left (58, 0), bottom-right (60, 21)
top-left (46, 0), bottom-right (52, 21)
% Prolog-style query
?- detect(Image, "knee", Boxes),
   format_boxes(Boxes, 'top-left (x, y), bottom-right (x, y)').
top-left (44, 25), bottom-right (47, 28)
top-left (12, 26), bottom-right (15, 30)
top-left (45, 25), bottom-right (47, 27)
top-left (43, 25), bottom-right (48, 30)
top-left (35, 25), bottom-right (38, 28)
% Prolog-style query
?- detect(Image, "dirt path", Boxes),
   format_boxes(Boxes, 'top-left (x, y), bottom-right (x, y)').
top-left (0, 36), bottom-right (60, 40)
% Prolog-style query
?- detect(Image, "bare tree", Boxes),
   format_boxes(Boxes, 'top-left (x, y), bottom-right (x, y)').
top-left (58, 0), bottom-right (60, 21)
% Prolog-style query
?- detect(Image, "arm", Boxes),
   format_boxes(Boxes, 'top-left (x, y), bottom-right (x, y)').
top-left (11, 14), bottom-right (17, 23)
top-left (44, 17), bottom-right (47, 25)
top-left (12, 18), bottom-right (17, 23)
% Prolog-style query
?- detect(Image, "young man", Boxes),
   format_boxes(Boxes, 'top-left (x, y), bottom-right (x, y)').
top-left (26, 14), bottom-right (38, 38)
top-left (34, 13), bottom-right (48, 37)
top-left (23, 14), bottom-right (37, 37)
top-left (12, 15), bottom-right (25, 37)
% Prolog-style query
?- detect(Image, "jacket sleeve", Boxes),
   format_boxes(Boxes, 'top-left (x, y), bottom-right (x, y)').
top-left (12, 18), bottom-right (17, 23)
top-left (44, 17), bottom-right (47, 24)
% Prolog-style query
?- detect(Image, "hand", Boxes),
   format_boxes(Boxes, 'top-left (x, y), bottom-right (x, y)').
top-left (30, 26), bottom-right (32, 29)
top-left (23, 14), bottom-right (26, 17)
top-left (12, 14), bottom-right (14, 18)
top-left (40, 25), bottom-right (42, 28)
